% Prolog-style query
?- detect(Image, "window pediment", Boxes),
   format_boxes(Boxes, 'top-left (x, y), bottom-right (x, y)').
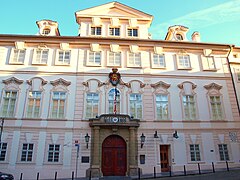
top-left (151, 81), bottom-right (170, 89)
top-left (2, 77), bottom-right (23, 85)
top-left (50, 78), bottom-right (71, 87)
top-left (204, 83), bottom-right (222, 90)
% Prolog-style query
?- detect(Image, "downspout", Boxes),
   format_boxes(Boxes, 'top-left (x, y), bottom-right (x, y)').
top-left (226, 45), bottom-right (240, 115)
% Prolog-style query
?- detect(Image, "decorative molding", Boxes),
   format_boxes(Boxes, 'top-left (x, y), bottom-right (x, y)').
top-left (15, 41), bottom-right (25, 50)
top-left (178, 81), bottom-right (196, 89)
top-left (2, 77), bottom-right (24, 85)
top-left (50, 78), bottom-right (71, 87)
top-left (27, 77), bottom-right (47, 86)
top-left (204, 82), bottom-right (222, 90)
top-left (151, 81), bottom-right (170, 89)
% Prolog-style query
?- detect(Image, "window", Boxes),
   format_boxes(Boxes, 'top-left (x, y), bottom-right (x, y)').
top-left (218, 144), bottom-right (229, 161)
top-left (57, 50), bottom-right (70, 65)
top-left (109, 27), bottom-right (120, 36)
top-left (34, 49), bottom-right (48, 64)
top-left (51, 92), bottom-right (66, 119)
top-left (48, 144), bottom-right (60, 162)
top-left (91, 27), bottom-right (101, 35)
top-left (26, 91), bottom-right (42, 118)
top-left (43, 29), bottom-right (50, 35)
top-left (153, 54), bottom-right (165, 68)
top-left (176, 34), bottom-right (183, 40)
top-left (140, 155), bottom-right (145, 164)
top-left (210, 96), bottom-right (223, 120)
top-left (130, 94), bottom-right (142, 119)
top-left (235, 69), bottom-right (240, 81)
top-left (190, 144), bottom-right (201, 161)
top-left (183, 95), bottom-right (196, 120)
top-left (108, 88), bottom-right (120, 114)
top-left (129, 52), bottom-right (141, 67)
top-left (202, 56), bottom-right (216, 70)
top-left (21, 143), bottom-right (34, 162)
top-left (1, 90), bottom-right (17, 117)
top-left (128, 28), bottom-right (138, 37)
top-left (86, 93), bottom-right (99, 119)
top-left (178, 55), bottom-right (191, 69)
top-left (10, 49), bottom-right (26, 64)
top-left (88, 51), bottom-right (101, 66)
top-left (108, 52), bottom-right (121, 66)
top-left (0, 143), bottom-right (7, 161)
top-left (156, 94), bottom-right (168, 120)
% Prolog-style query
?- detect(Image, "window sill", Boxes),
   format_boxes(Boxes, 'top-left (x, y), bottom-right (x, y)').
top-left (43, 162), bottom-right (63, 165)
top-left (9, 62), bottom-right (24, 65)
top-left (16, 162), bottom-right (35, 164)
top-left (187, 161), bottom-right (205, 164)
top-left (107, 65), bottom-right (121, 68)
top-left (32, 63), bottom-right (48, 66)
top-left (47, 118), bottom-right (67, 121)
top-left (216, 161), bottom-right (234, 164)
top-left (86, 64), bottom-right (101, 67)
top-left (55, 63), bottom-right (70, 66)
top-left (203, 69), bottom-right (218, 72)
top-left (177, 68), bottom-right (192, 70)
top-left (127, 65), bottom-right (142, 68)
top-left (22, 117), bottom-right (42, 121)
top-left (151, 66), bottom-right (166, 69)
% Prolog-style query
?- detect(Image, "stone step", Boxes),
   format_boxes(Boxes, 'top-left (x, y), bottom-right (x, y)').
top-left (99, 176), bottom-right (132, 180)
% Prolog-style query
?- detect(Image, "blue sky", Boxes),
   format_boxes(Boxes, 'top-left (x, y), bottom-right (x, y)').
top-left (0, 0), bottom-right (239, 46)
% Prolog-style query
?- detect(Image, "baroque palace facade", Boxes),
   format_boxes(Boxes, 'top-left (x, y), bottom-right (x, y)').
top-left (0, 2), bottom-right (240, 179)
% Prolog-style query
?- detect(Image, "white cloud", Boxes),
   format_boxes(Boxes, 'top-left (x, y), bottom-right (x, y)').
top-left (150, 0), bottom-right (240, 39)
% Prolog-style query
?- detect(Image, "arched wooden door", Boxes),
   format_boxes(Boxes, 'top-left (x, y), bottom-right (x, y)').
top-left (102, 135), bottom-right (127, 176)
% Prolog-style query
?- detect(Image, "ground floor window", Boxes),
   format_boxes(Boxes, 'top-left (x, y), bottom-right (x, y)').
top-left (190, 144), bottom-right (201, 161)
top-left (218, 144), bottom-right (229, 161)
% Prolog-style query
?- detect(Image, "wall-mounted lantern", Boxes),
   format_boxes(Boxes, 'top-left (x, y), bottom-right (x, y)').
top-left (173, 131), bottom-right (179, 139)
top-left (140, 133), bottom-right (146, 148)
top-left (85, 133), bottom-right (90, 149)
top-left (154, 131), bottom-right (159, 138)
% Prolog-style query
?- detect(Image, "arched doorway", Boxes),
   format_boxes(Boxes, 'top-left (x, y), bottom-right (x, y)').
top-left (102, 135), bottom-right (127, 176)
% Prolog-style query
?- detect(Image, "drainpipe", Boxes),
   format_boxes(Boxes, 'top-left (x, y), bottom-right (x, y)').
top-left (226, 45), bottom-right (240, 115)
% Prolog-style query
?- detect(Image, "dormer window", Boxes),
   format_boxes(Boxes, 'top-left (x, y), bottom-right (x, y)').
top-left (176, 34), bottom-right (183, 40)
top-left (128, 28), bottom-right (138, 37)
top-left (91, 27), bottom-right (101, 35)
top-left (42, 28), bottom-right (50, 35)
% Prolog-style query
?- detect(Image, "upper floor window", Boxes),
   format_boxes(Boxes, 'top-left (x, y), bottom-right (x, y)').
top-left (86, 93), bottom-right (99, 119)
top-left (51, 92), bottom-right (66, 119)
top-left (10, 49), bottom-right (26, 64)
top-left (128, 28), bottom-right (138, 37)
top-left (56, 50), bottom-right (71, 65)
top-left (0, 143), bottom-right (7, 161)
top-left (202, 56), bottom-right (216, 71)
top-left (109, 27), bottom-right (120, 36)
top-left (183, 95), bottom-right (197, 120)
top-left (33, 49), bottom-right (49, 64)
top-left (156, 94), bottom-right (168, 120)
top-left (21, 143), bottom-right (34, 162)
top-left (236, 69), bottom-right (240, 81)
top-left (87, 51), bottom-right (101, 66)
top-left (152, 54), bottom-right (165, 68)
top-left (48, 144), bottom-right (60, 162)
top-left (91, 27), bottom-right (101, 35)
top-left (130, 94), bottom-right (142, 119)
top-left (190, 144), bottom-right (201, 161)
top-left (1, 90), bottom-right (17, 117)
top-left (108, 88), bottom-right (120, 114)
top-left (176, 34), bottom-right (183, 40)
top-left (128, 52), bottom-right (141, 67)
top-left (26, 91), bottom-right (42, 118)
top-left (108, 52), bottom-right (121, 66)
top-left (177, 54), bottom-right (191, 69)
top-left (43, 28), bottom-right (50, 35)
top-left (218, 144), bottom-right (229, 161)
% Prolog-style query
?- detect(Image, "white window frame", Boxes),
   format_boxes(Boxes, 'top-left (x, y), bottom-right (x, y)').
top-left (156, 94), bottom-right (169, 120)
top-left (90, 26), bottom-right (102, 36)
top-left (109, 27), bottom-right (120, 36)
top-left (0, 142), bottom-right (7, 161)
top-left (32, 48), bottom-right (49, 65)
top-left (190, 144), bottom-right (201, 161)
top-left (42, 28), bottom-right (50, 35)
top-left (182, 95), bottom-right (197, 120)
top-left (9, 48), bottom-right (26, 64)
top-left (55, 50), bottom-right (71, 65)
top-left (47, 144), bottom-right (60, 163)
top-left (21, 143), bottom-right (34, 162)
top-left (202, 56), bottom-right (216, 71)
top-left (128, 52), bottom-right (141, 67)
top-left (85, 92), bottom-right (99, 119)
top-left (129, 93), bottom-right (142, 119)
top-left (209, 95), bottom-right (223, 120)
top-left (1, 90), bottom-right (18, 117)
top-left (25, 91), bottom-right (42, 118)
top-left (177, 54), bottom-right (191, 69)
top-left (152, 53), bottom-right (166, 68)
top-left (50, 91), bottom-right (67, 119)
top-left (127, 28), bottom-right (138, 37)
top-left (87, 51), bottom-right (102, 66)
top-left (108, 88), bottom-right (121, 114)
top-left (107, 51), bottom-right (121, 67)
top-left (218, 144), bottom-right (230, 161)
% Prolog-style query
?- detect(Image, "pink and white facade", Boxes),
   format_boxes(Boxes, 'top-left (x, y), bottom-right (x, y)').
top-left (0, 2), bottom-right (239, 179)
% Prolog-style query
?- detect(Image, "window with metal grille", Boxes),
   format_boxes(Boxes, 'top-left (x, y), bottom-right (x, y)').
top-left (0, 143), bottom-right (7, 161)
top-left (190, 144), bottom-right (201, 161)
top-left (48, 144), bottom-right (60, 162)
top-left (218, 144), bottom-right (229, 161)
